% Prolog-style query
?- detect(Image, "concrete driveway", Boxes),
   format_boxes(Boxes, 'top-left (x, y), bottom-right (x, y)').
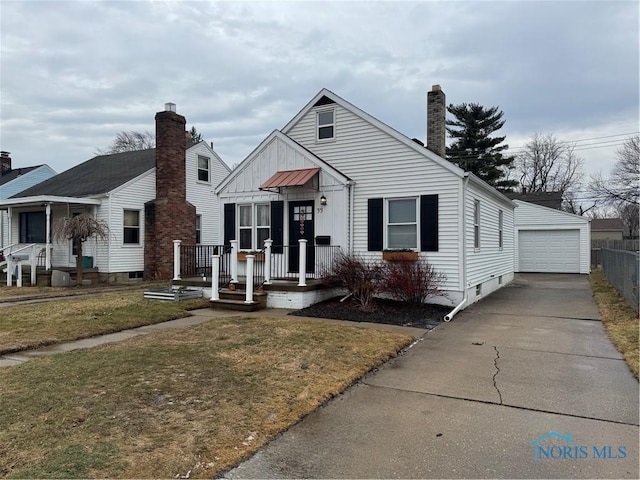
top-left (226, 274), bottom-right (639, 479)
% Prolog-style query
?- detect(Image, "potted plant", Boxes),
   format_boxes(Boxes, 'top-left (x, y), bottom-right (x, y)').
top-left (237, 250), bottom-right (265, 261)
top-left (382, 249), bottom-right (418, 261)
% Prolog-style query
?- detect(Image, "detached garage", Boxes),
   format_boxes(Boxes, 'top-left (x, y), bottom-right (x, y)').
top-left (513, 200), bottom-right (590, 274)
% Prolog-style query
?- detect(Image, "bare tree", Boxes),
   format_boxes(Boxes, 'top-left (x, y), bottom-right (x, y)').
top-left (53, 214), bottom-right (109, 285)
top-left (590, 135), bottom-right (639, 207)
top-left (517, 133), bottom-right (584, 193)
top-left (96, 131), bottom-right (155, 155)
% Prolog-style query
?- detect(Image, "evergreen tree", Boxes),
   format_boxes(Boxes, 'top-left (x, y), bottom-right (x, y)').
top-left (188, 125), bottom-right (203, 143)
top-left (446, 103), bottom-right (518, 191)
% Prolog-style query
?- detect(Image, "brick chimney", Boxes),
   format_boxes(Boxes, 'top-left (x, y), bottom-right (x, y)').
top-left (0, 151), bottom-right (11, 175)
top-left (144, 103), bottom-right (197, 280)
top-left (427, 85), bottom-right (446, 158)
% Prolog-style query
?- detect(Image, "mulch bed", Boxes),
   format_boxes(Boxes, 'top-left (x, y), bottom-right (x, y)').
top-left (290, 296), bottom-right (451, 329)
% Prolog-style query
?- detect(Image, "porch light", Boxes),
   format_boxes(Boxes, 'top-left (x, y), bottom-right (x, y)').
top-left (320, 194), bottom-right (327, 206)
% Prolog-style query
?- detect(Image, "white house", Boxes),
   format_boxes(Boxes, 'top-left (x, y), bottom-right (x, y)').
top-left (0, 104), bottom-right (230, 283)
top-left (513, 200), bottom-right (591, 274)
top-left (0, 152), bottom-right (57, 248)
top-left (216, 86), bottom-right (516, 313)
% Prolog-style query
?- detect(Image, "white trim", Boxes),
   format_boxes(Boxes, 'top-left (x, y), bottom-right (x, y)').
top-left (0, 195), bottom-right (102, 207)
top-left (216, 130), bottom-right (351, 194)
top-left (282, 88), bottom-right (466, 178)
top-left (315, 107), bottom-right (336, 143)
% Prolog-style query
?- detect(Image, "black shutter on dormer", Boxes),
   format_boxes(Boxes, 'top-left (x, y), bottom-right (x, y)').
top-left (223, 203), bottom-right (235, 247)
top-left (270, 201), bottom-right (284, 254)
top-left (420, 194), bottom-right (438, 251)
top-left (368, 198), bottom-right (384, 251)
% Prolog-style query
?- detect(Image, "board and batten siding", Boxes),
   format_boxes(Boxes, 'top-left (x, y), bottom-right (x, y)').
top-left (186, 142), bottom-right (230, 245)
top-left (513, 200), bottom-right (590, 274)
top-left (218, 134), bottom-right (349, 249)
top-left (285, 103), bottom-right (464, 291)
top-left (465, 183), bottom-right (515, 304)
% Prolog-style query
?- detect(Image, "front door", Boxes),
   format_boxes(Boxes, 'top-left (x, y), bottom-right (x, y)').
top-left (288, 201), bottom-right (314, 273)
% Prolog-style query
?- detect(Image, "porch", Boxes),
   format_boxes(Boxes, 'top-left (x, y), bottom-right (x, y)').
top-left (171, 239), bottom-right (343, 310)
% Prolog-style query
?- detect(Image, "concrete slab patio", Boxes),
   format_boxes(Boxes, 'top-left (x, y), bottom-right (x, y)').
top-left (226, 274), bottom-right (640, 479)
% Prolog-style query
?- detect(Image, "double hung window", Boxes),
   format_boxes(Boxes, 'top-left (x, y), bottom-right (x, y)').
top-left (387, 198), bottom-right (417, 249)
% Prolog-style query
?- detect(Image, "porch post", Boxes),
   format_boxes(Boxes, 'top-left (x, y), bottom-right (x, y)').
top-left (30, 244), bottom-right (37, 286)
top-left (6, 254), bottom-right (12, 286)
top-left (298, 239), bottom-right (307, 287)
top-left (211, 254), bottom-right (220, 301)
top-left (7, 207), bottom-right (11, 245)
top-left (173, 240), bottom-right (181, 280)
top-left (264, 239), bottom-right (272, 285)
top-left (245, 255), bottom-right (254, 303)
top-left (45, 203), bottom-right (51, 271)
top-left (230, 239), bottom-right (238, 283)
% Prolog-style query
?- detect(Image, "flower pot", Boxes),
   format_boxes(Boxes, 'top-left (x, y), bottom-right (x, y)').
top-left (237, 252), bottom-right (265, 262)
top-left (382, 251), bottom-right (418, 261)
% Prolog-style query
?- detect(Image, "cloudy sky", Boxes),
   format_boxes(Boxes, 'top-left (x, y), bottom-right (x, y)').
top-left (1, 0), bottom-right (638, 194)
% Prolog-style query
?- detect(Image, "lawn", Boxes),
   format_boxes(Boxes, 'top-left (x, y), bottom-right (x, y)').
top-left (0, 290), bottom-right (210, 354)
top-left (0, 315), bottom-right (413, 478)
top-left (590, 268), bottom-right (639, 378)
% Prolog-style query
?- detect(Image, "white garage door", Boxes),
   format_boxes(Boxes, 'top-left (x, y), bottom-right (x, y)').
top-left (519, 230), bottom-right (580, 273)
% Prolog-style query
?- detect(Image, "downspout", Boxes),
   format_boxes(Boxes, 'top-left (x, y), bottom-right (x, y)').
top-left (445, 174), bottom-right (469, 321)
top-left (347, 180), bottom-right (355, 253)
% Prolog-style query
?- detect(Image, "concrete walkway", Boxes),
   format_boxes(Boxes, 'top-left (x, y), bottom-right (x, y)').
top-left (0, 306), bottom-right (427, 367)
top-left (226, 274), bottom-right (640, 479)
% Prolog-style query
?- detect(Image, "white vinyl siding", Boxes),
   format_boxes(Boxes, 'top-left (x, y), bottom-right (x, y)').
top-left (217, 132), bottom-right (350, 251)
top-left (513, 200), bottom-right (590, 274)
top-left (286, 104), bottom-right (465, 291)
top-left (186, 142), bottom-right (230, 245)
top-left (465, 184), bottom-right (515, 293)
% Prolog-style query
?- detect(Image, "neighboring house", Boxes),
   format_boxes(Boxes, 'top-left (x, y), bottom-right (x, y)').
top-left (591, 218), bottom-right (624, 241)
top-left (506, 191), bottom-right (563, 210)
top-left (217, 86), bottom-right (516, 309)
top-left (0, 151), bottom-right (57, 248)
top-left (0, 104), bottom-right (230, 282)
top-left (513, 200), bottom-right (590, 274)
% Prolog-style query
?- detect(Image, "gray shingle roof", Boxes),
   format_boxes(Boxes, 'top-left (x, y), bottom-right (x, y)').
top-left (12, 149), bottom-right (156, 198)
top-left (505, 191), bottom-right (564, 210)
top-left (591, 218), bottom-right (624, 231)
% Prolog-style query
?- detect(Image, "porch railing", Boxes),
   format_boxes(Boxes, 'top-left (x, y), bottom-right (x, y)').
top-left (1, 243), bottom-right (41, 287)
top-left (175, 239), bottom-right (342, 301)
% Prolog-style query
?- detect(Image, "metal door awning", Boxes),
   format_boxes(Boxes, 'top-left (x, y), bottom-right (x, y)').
top-left (260, 168), bottom-right (320, 192)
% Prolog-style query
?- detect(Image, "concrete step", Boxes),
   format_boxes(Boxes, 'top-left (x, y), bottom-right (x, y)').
top-left (219, 288), bottom-right (267, 302)
top-left (210, 288), bottom-right (268, 312)
top-left (209, 298), bottom-right (266, 312)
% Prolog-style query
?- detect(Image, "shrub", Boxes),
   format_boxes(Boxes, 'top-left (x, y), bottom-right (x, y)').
top-left (324, 252), bottom-right (383, 311)
top-left (382, 258), bottom-right (447, 306)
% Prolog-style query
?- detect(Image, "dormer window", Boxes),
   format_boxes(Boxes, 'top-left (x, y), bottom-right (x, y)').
top-left (317, 109), bottom-right (335, 141)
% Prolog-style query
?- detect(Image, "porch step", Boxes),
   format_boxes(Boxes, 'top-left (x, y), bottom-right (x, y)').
top-left (210, 288), bottom-right (268, 312)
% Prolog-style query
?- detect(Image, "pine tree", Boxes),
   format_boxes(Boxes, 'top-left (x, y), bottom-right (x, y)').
top-left (446, 103), bottom-right (518, 191)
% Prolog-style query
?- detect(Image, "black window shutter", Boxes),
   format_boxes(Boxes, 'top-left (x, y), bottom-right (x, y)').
top-left (270, 201), bottom-right (284, 254)
top-left (420, 194), bottom-right (438, 251)
top-left (368, 198), bottom-right (384, 251)
top-left (223, 203), bottom-right (235, 247)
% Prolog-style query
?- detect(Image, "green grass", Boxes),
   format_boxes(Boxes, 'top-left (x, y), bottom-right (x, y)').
top-left (0, 290), bottom-right (210, 354)
top-left (590, 268), bottom-right (639, 378)
top-left (0, 316), bottom-right (413, 478)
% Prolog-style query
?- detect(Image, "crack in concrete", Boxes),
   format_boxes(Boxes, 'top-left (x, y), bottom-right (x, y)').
top-left (492, 346), bottom-right (503, 405)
